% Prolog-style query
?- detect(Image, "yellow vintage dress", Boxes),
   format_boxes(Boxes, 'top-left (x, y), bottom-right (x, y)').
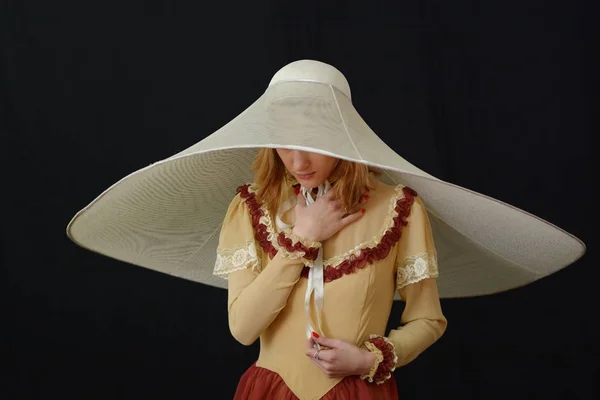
top-left (214, 179), bottom-right (447, 400)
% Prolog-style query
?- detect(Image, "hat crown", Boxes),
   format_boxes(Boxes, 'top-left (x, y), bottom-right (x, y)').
top-left (268, 59), bottom-right (352, 100)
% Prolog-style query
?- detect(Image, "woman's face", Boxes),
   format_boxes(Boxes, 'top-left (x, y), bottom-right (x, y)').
top-left (275, 149), bottom-right (339, 188)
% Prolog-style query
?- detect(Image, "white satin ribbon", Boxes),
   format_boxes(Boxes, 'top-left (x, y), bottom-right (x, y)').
top-left (275, 181), bottom-right (330, 347)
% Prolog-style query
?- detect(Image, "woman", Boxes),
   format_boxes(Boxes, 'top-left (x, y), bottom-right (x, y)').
top-left (215, 148), bottom-right (447, 399)
top-left (66, 59), bottom-right (584, 399)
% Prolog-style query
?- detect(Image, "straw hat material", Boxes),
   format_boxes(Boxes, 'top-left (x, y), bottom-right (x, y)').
top-left (66, 59), bottom-right (586, 298)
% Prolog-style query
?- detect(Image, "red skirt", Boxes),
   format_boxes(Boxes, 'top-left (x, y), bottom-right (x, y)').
top-left (233, 363), bottom-right (398, 400)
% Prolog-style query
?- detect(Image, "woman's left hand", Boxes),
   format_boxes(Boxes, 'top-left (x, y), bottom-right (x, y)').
top-left (305, 333), bottom-right (377, 379)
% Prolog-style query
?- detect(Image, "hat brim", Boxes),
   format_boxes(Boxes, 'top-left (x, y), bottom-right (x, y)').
top-left (67, 81), bottom-right (586, 298)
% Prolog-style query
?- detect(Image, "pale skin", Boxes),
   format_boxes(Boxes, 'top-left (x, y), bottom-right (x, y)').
top-left (275, 149), bottom-right (378, 378)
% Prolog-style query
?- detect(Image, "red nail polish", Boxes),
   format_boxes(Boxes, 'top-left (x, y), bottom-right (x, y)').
top-left (312, 331), bottom-right (320, 338)
top-left (363, 194), bottom-right (370, 200)
top-left (295, 187), bottom-right (300, 195)
top-left (361, 209), bottom-right (366, 214)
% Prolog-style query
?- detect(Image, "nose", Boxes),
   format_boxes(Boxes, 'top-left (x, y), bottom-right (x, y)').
top-left (290, 150), bottom-right (310, 172)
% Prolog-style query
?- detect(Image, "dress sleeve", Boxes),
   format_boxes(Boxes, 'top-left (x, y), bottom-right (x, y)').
top-left (361, 192), bottom-right (447, 385)
top-left (213, 193), bottom-right (261, 279)
top-left (214, 190), bottom-right (322, 346)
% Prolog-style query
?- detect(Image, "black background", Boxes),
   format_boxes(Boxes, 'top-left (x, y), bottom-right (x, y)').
top-left (2, 0), bottom-right (598, 399)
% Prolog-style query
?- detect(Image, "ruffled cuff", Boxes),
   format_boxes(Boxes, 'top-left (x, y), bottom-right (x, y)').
top-left (276, 229), bottom-right (321, 266)
top-left (360, 334), bottom-right (398, 384)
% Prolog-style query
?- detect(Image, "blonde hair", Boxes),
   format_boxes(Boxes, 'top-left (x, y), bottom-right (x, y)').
top-left (251, 148), bottom-right (379, 216)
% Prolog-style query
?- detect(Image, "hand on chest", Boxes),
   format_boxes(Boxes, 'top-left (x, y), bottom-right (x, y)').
top-left (277, 181), bottom-right (403, 272)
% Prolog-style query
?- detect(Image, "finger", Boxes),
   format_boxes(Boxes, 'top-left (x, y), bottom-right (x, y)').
top-left (312, 349), bottom-right (335, 363)
top-left (311, 359), bottom-right (339, 379)
top-left (339, 209), bottom-right (365, 225)
top-left (305, 337), bottom-right (317, 355)
top-left (306, 347), bottom-right (320, 360)
top-left (312, 334), bottom-right (341, 349)
top-left (306, 340), bottom-right (335, 362)
top-left (310, 356), bottom-right (334, 371)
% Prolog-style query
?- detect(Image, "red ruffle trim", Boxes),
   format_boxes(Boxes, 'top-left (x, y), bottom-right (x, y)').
top-left (236, 184), bottom-right (417, 282)
top-left (276, 232), bottom-right (320, 261)
top-left (237, 185), bottom-right (320, 261)
top-left (367, 336), bottom-right (397, 384)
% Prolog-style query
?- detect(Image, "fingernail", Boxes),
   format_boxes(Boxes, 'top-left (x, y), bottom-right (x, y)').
top-left (312, 331), bottom-right (320, 338)
top-left (363, 194), bottom-right (370, 200)
top-left (295, 187), bottom-right (300, 195)
top-left (361, 209), bottom-right (366, 214)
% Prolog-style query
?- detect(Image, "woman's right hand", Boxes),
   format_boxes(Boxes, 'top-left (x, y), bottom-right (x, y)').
top-left (292, 190), bottom-right (365, 242)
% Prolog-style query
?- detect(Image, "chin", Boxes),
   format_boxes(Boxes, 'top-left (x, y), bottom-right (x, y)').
top-left (308, 182), bottom-right (327, 189)
top-left (297, 176), bottom-right (325, 188)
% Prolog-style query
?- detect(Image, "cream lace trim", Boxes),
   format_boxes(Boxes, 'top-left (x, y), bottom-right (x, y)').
top-left (323, 184), bottom-right (406, 267)
top-left (283, 228), bottom-right (322, 250)
top-left (396, 251), bottom-right (439, 290)
top-left (277, 228), bottom-right (322, 267)
top-left (360, 341), bottom-right (384, 383)
top-left (360, 334), bottom-right (398, 384)
top-left (213, 241), bottom-right (261, 277)
top-left (249, 185), bottom-right (321, 267)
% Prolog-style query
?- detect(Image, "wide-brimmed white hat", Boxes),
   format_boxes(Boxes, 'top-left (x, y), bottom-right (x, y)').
top-left (66, 59), bottom-right (585, 298)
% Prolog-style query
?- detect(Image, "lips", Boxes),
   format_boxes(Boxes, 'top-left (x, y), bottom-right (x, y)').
top-left (296, 172), bottom-right (315, 179)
